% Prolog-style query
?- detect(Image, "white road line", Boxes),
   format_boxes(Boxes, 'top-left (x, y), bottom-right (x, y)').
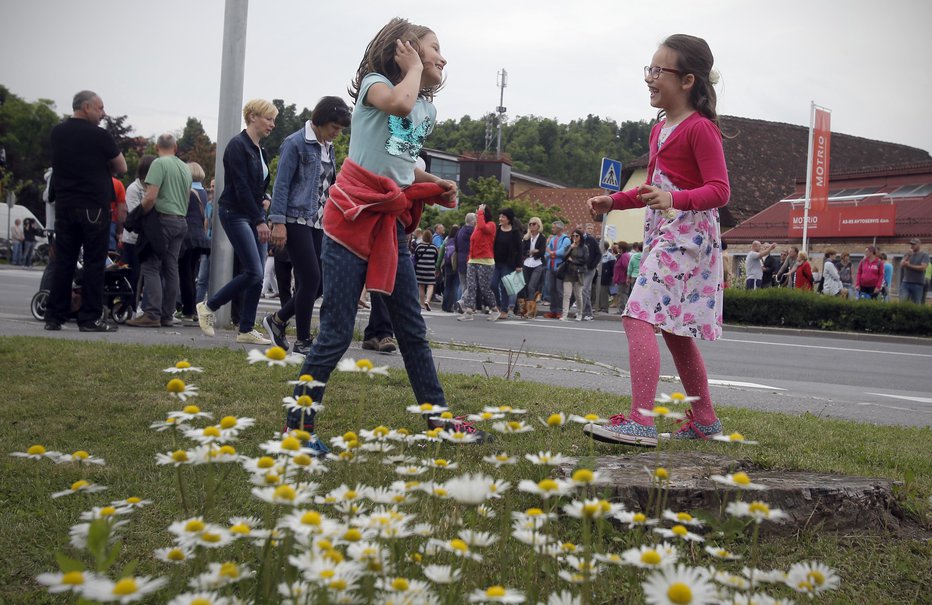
top-left (855, 401), bottom-right (932, 415)
top-left (865, 392), bottom-right (932, 404)
top-left (707, 379), bottom-right (785, 390)
top-left (719, 337), bottom-right (932, 358)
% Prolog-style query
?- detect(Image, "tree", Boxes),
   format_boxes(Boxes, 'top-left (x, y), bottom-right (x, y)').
top-left (0, 85), bottom-right (61, 213)
top-left (177, 117), bottom-right (216, 182)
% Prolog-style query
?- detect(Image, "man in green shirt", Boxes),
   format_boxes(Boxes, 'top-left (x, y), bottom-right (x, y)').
top-left (127, 134), bottom-right (191, 327)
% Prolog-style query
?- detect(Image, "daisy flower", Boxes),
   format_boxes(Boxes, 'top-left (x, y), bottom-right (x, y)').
top-left (149, 417), bottom-right (183, 431)
top-left (709, 472), bottom-right (768, 491)
top-left (440, 429), bottom-right (484, 445)
top-left (406, 402), bottom-right (450, 415)
top-left (469, 586), bottom-right (525, 603)
top-left (69, 520), bottom-right (129, 549)
top-left (373, 577), bottom-right (433, 599)
top-left (51, 480), bottom-right (107, 499)
top-left (360, 425), bottom-right (405, 442)
top-left (55, 450), bottom-right (105, 465)
top-left (712, 570), bottom-right (752, 590)
top-left (423, 564), bottom-right (461, 584)
top-left (167, 592), bottom-right (230, 605)
top-left (662, 510), bottom-right (705, 527)
top-left (620, 544), bottom-right (679, 569)
top-left (336, 357), bottom-right (389, 376)
top-left (466, 411), bottom-right (505, 422)
top-left (188, 562), bottom-right (253, 590)
top-left (154, 546), bottom-right (195, 564)
top-left (612, 510), bottom-right (657, 528)
top-left (639, 406), bottom-right (685, 420)
top-left (518, 478), bottom-right (573, 500)
top-left (252, 484), bottom-right (316, 506)
top-left (704, 546), bottom-right (742, 561)
top-left (446, 474), bottom-right (511, 504)
top-left (288, 373), bottom-right (326, 389)
top-left (569, 468), bottom-right (606, 487)
top-left (282, 395), bottom-right (324, 415)
top-left (165, 378), bottom-right (199, 402)
top-left (247, 346), bottom-right (305, 367)
top-left (187, 528), bottom-right (237, 549)
top-left (525, 451), bottom-right (568, 466)
top-left (167, 405), bottom-right (212, 422)
top-left (785, 561), bottom-right (840, 596)
top-left (656, 392), bottom-right (700, 405)
top-left (541, 590), bottom-right (581, 605)
top-left (183, 425), bottom-right (230, 446)
top-left (258, 436), bottom-right (318, 457)
top-left (540, 412), bottom-right (567, 427)
top-left (10, 444), bottom-right (61, 460)
top-left (110, 496), bottom-right (152, 510)
top-left (79, 505), bottom-right (132, 521)
top-left (457, 529), bottom-right (498, 547)
top-left (725, 501), bottom-right (789, 524)
top-left (563, 499), bottom-right (623, 520)
top-left (163, 360), bottom-right (203, 374)
top-left (483, 405), bottom-right (527, 415)
top-left (567, 413), bottom-right (609, 425)
top-left (216, 415), bottom-right (256, 438)
top-left (422, 458), bottom-right (457, 471)
top-left (641, 564), bottom-right (717, 605)
top-left (483, 453), bottom-right (518, 467)
top-left (36, 570), bottom-right (101, 594)
top-left (653, 524), bottom-right (705, 542)
top-left (511, 508), bottom-right (557, 530)
top-left (81, 575), bottom-right (168, 603)
top-left (426, 538), bottom-right (484, 561)
top-left (156, 449), bottom-right (194, 466)
top-left (712, 432), bottom-right (759, 445)
top-left (492, 420), bottom-right (534, 434)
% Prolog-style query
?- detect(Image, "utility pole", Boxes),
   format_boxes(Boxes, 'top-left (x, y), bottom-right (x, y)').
top-left (495, 69), bottom-right (507, 157)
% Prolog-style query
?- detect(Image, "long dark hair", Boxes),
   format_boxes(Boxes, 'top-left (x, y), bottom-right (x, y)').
top-left (349, 18), bottom-right (439, 104)
top-left (660, 34), bottom-right (719, 129)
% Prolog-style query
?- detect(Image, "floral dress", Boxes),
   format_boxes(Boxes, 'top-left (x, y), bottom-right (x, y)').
top-left (623, 125), bottom-right (724, 341)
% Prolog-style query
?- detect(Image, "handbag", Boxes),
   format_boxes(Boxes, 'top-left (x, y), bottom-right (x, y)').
top-left (501, 270), bottom-right (526, 296)
top-left (555, 261), bottom-right (568, 281)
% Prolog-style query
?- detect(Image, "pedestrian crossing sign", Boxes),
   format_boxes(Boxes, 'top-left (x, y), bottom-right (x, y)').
top-left (599, 157), bottom-right (622, 191)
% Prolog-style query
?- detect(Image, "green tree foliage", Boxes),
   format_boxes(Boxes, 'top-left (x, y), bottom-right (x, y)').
top-left (177, 117), bottom-right (216, 183)
top-left (0, 85), bottom-right (61, 212)
top-left (265, 99), bottom-right (307, 158)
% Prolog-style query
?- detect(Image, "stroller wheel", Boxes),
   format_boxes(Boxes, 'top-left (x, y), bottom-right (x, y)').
top-left (111, 301), bottom-right (134, 324)
top-left (31, 290), bottom-right (49, 321)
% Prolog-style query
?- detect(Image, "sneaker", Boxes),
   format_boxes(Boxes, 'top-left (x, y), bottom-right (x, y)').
top-left (262, 313), bottom-right (289, 350)
top-left (292, 339), bottom-right (312, 356)
top-left (582, 414), bottom-right (657, 447)
top-left (575, 315), bottom-right (583, 322)
top-left (488, 311), bottom-right (501, 322)
top-left (378, 337), bottom-right (397, 353)
top-left (425, 415), bottom-right (492, 444)
top-left (453, 300), bottom-right (464, 314)
top-left (582, 315), bottom-right (594, 321)
top-left (667, 410), bottom-right (724, 440)
top-left (284, 425), bottom-right (330, 457)
top-left (456, 310), bottom-right (474, 321)
top-left (160, 317), bottom-right (182, 327)
top-left (78, 319), bottom-right (119, 333)
top-left (235, 329), bottom-right (272, 345)
top-left (361, 337), bottom-right (380, 351)
top-left (44, 320), bottom-right (62, 331)
top-left (196, 301), bottom-right (215, 337)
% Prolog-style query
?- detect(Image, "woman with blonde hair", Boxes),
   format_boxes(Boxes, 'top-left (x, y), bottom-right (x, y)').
top-left (794, 251), bottom-right (814, 290)
top-left (520, 216), bottom-right (547, 306)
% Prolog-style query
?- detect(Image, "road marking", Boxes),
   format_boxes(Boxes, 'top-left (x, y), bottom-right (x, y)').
top-left (855, 401), bottom-right (932, 415)
top-left (708, 379), bottom-right (785, 390)
top-left (720, 337), bottom-right (932, 359)
top-left (865, 392), bottom-right (932, 404)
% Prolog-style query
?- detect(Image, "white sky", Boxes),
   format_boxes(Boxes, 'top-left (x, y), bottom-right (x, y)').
top-left (1, 0), bottom-right (930, 155)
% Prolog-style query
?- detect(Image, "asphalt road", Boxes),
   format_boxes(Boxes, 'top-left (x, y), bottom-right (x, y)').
top-left (2, 265), bottom-right (931, 428)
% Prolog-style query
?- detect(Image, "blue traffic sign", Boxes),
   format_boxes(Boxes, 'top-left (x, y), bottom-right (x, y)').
top-left (599, 157), bottom-right (622, 191)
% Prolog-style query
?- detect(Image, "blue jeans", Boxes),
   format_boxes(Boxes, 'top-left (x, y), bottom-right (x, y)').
top-left (491, 262), bottom-right (516, 311)
top-left (287, 226), bottom-right (445, 430)
top-left (900, 281), bottom-right (924, 304)
top-left (207, 206), bottom-right (263, 333)
top-left (11, 241), bottom-right (23, 265)
top-left (195, 253), bottom-right (210, 303)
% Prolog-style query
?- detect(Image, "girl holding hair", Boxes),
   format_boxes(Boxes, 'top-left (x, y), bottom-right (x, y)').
top-left (286, 18), bottom-right (466, 449)
top-left (585, 34), bottom-right (730, 447)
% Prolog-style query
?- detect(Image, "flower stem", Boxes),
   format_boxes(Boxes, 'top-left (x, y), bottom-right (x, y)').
top-left (175, 465), bottom-right (191, 514)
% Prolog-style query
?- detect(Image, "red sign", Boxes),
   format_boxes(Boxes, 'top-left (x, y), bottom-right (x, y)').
top-left (788, 205), bottom-right (896, 238)
top-left (808, 107), bottom-right (831, 212)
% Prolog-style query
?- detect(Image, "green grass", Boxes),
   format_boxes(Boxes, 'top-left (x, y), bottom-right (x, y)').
top-left (1, 336), bottom-right (930, 604)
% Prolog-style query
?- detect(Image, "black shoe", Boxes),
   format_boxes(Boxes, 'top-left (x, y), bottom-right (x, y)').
top-left (79, 319), bottom-right (118, 333)
top-left (292, 339), bottom-right (312, 356)
top-left (361, 337), bottom-right (380, 351)
top-left (262, 313), bottom-right (289, 350)
top-left (44, 321), bottom-right (62, 331)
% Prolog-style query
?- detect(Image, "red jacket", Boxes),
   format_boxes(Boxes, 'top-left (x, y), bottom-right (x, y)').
top-left (323, 158), bottom-right (454, 294)
top-left (468, 211), bottom-right (496, 260)
top-left (794, 261), bottom-right (813, 290)
top-left (609, 112), bottom-right (730, 211)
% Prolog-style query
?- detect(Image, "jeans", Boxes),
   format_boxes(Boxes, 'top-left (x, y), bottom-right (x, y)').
top-left (21, 241), bottom-right (37, 267)
top-left (521, 264), bottom-right (544, 300)
top-left (491, 262), bottom-right (516, 311)
top-left (900, 281), bottom-right (924, 304)
top-left (364, 293), bottom-right (393, 340)
top-left (549, 269), bottom-right (564, 313)
top-left (207, 206), bottom-right (264, 333)
top-left (47, 207), bottom-right (110, 325)
top-left (287, 226), bottom-right (445, 429)
top-left (196, 253), bottom-right (210, 303)
top-left (277, 224), bottom-right (323, 341)
top-left (178, 246), bottom-right (202, 316)
top-left (441, 267), bottom-right (460, 312)
top-left (581, 267), bottom-right (596, 316)
top-left (122, 241), bottom-right (141, 308)
top-left (746, 278), bottom-right (762, 290)
top-left (140, 215), bottom-right (186, 319)
top-left (11, 241), bottom-right (23, 265)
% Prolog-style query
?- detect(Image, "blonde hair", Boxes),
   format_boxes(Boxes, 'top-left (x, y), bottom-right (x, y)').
top-left (797, 251), bottom-right (809, 262)
top-left (187, 162), bottom-right (206, 182)
top-left (524, 216), bottom-right (542, 240)
top-left (243, 99), bottom-right (278, 125)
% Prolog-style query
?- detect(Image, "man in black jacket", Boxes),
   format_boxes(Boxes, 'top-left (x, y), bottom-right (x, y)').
top-left (580, 224), bottom-right (602, 320)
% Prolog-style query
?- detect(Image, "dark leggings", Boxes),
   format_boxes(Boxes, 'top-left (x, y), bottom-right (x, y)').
top-left (178, 247), bottom-right (202, 316)
top-left (275, 224), bottom-right (323, 341)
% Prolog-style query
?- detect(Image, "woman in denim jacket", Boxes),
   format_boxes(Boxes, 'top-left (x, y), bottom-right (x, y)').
top-left (261, 97), bottom-right (352, 355)
top-left (196, 99), bottom-right (277, 344)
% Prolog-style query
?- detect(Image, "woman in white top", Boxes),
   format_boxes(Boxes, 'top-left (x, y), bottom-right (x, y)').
top-left (521, 216), bottom-right (547, 302)
top-left (821, 248), bottom-right (843, 297)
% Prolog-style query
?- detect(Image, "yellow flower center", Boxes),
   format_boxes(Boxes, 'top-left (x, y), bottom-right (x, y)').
top-left (584, 413), bottom-right (600, 421)
top-left (450, 539), bottom-right (469, 552)
top-left (671, 392), bottom-right (686, 401)
top-left (166, 417), bottom-right (176, 424)
top-left (654, 406), bottom-right (670, 416)
top-left (419, 403), bottom-right (435, 411)
top-left (113, 578), bottom-right (138, 595)
top-left (343, 529), bottom-right (362, 542)
top-left (546, 413), bottom-right (563, 426)
top-left (167, 548), bottom-right (186, 561)
top-left (633, 513), bottom-right (647, 523)
top-left (807, 570), bottom-right (825, 586)
top-left (190, 599), bottom-right (211, 605)
top-left (265, 346), bottom-right (287, 360)
top-left (671, 525), bottom-right (688, 537)
top-left (433, 487), bottom-right (448, 497)
top-left (667, 582), bottom-right (692, 604)
top-left (166, 379), bottom-right (186, 393)
top-left (257, 456), bottom-right (275, 468)
top-left (281, 437), bottom-right (301, 451)
top-left (434, 459), bottom-right (449, 467)
top-left (185, 519), bottom-right (205, 532)
top-left (797, 580), bottom-right (813, 591)
top-left (496, 454), bottom-right (510, 462)
top-left (299, 374), bottom-right (313, 382)
top-left (62, 571), bottom-right (84, 585)
top-left (507, 421), bottom-right (522, 431)
top-left (219, 562), bottom-right (239, 578)
top-left (219, 445), bottom-right (236, 455)
top-left (599, 500), bottom-right (612, 513)
top-left (100, 506), bottom-right (116, 517)
top-left (391, 578), bottom-right (409, 591)
top-left (749, 501), bottom-right (770, 515)
top-left (526, 508), bottom-right (543, 516)
top-left (203, 426), bottom-right (221, 438)
top-left (230, 524), bottom-right (250, 535)
top-left (274, 485), bottom-right (296, 501)
top-left (344, 490), bottom-right (358, 500)
top-left (291, 429), bottom-right (311, 441)
top-left (70, 480), bottom-right (89, 491)
top-left (641, 550), bottom-right (662, 565)
top-left (582, 503), bottom-right (600, 517)
top-left (538, 479), bottom-right (558, 492)
top-left (293, 454), bottom-right (312, 466)
top-left (373, 425), bottom-right (390, 437)
top-left (329, 579), bottom-right (347, 590)
top-left (183, 405), bottom-right (200, 415)
top-left (301, 511), bottom-right (322, 526)
top-left (440, 411), bottom-right (453, 419)
top-left (480, 412), bottom-right (494, 419)
top-left (342, 431), bottom-right (358, 442)
top-left (220, 416), bottom-right (237, 429)
top-left (676, 512), bottom-right (693, 522)
top-left (176, 360), bottom-right (191, 369)
top-left (732, 472), bottom-right (751, 485)
top-left (397, 428), bottom-right (411, 436)
top-left (486, 586), bottom-right (506, 597)
top-left (716, 549), bottom-right (731, 558)
top-left (126, 497), bottom-right (141, 504)
top-left (171, 450), bottom-right (189, 462)
top-left (562, 542), bottom-right (577, 552)
top-left (200, 531), bottom-right (222, 543)
top-left (72, 450), bottom-right (90, 460)
top-left (728, 432), bottom-right (745, 441)
top-left (27, 445), bottom-right (46, 455)
top-left (264, 473), bottom-right (280, 485)
top-left (356, 359), bottom-right (374, 370)
top-left (655, 467), bottom-right (669, 480)
top-left (425, 428), bottom-right (442, 439)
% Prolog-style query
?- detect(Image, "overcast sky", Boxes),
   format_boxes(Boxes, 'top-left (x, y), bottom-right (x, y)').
top-left (2, 0), bottom-right (930, 160)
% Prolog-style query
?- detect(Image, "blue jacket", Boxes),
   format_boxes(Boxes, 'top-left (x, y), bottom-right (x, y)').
top-left (218, 130), bottom-right (270, 226)
top-left (269, 125), bottom-right (335, 225)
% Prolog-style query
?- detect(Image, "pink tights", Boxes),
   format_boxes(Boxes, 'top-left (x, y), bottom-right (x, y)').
top-left (622, 316), bottom-right (717, 426)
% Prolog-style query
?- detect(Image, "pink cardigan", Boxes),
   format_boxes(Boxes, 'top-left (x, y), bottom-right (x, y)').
top-left (609, 112), bottom-right (730, 211)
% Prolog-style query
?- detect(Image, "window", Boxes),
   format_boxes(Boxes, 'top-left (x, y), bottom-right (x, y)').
top-left (889, 183), bottom-right (932, 199)
top-left (430, 158), bottom-right (460, 183)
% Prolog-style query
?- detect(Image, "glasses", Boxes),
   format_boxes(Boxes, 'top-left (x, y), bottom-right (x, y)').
top-left (644, 65), bottom-right (683, 79)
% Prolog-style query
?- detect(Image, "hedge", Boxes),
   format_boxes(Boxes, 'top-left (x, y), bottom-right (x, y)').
top-left (723, 288), bottom-right (932, 336)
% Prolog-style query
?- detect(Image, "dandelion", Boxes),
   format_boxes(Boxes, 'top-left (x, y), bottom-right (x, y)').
top-left (154, 546), bottom-right (195, 564)
top-left (165, 378), bottom-right (199, 402)
top-left (336, 357), bottom-right (390, 376)
top-left (725, 501), bottom-right (789, 524)
top-left (55, 450), bottom-right (106, 465)
top-left (282, 395), bottom-right (324, 415)
top-left (563, 498), bottom-right (623, 520)
top-left (704, 546), bottom-right (742, 560)
top-left (288, 374), bottom-right (326, 388)
top-left (712, 432), bottom-right (758, 445)
top-left (653, 524), bottom-right (705, 543)
top-left (51, 479), bottom-right (107, 499)
top-left (81, 575), bottom-right (169, 603)
top-left (540, 412), bottom-right (567, 427)
top-left (567, 413), bottom-right (608, 425)
top-left (525, 451), bottom-right (568, 466)
top-left (469, 585), bottom-right (526, 603)
top-left (163, 360), bottom-right (203, 374)
top-left (620, 544), bottom-right (679, 569)
top-left (785, 561), bottom-right (841, 596)
top-left (518, 478), bottom-right (572, 500)
top-left (247, 346), bottom-right (305, 366)
top-left (709, 472), bottom-right (768, 491)
top-left (662, 511), bottom-right (705, 527)
top-left (167, 405), bottom-right (212, 422)
top-left (492, 420), bottom-right (534, 434)
top-left (639, 406), bottom-right (685, 420)
top-left (483, 405), bottom-right (527, 415)
top-left (36, 570), bottom-right (100, 594)
top-left (10, 444), bottom-right (61, 460)
top-left (406, 402), bottom-right (450, 415)
top-left (483, 453), bottom-right (518, 467)
top-left (166, 592), bottom-right (230, 605)
top-left (641, 564), bottom-right (717, 605)
top-left (423, 564), bottom-right (461, 584)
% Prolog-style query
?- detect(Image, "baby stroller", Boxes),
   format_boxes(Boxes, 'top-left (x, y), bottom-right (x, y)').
top-left (30, 258), bottom-right (136, 325)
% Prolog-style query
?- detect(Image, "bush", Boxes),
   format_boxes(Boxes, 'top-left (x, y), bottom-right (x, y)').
top-left (723, 288), bottom-right (932, 336)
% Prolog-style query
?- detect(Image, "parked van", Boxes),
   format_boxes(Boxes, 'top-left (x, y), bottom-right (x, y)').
top-left (1, 205), bottom-right (50, 263)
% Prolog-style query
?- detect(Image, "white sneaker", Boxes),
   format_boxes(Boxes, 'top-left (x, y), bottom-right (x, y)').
top-left (196, 301), bottom-right (215, 337)
top-left (235, 329), bottom-right (272, 345)
top-left (457, 310), bottom-right (475, 321)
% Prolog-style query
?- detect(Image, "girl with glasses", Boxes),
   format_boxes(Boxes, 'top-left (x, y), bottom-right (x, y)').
top-left (584, 34), bottom-right (730, 447)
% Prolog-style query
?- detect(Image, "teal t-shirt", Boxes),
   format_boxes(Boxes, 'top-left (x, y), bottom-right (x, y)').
top-left (146, 156), bottom-right (192, 216)
top-left (348, 73), bottom-right (436, 187)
